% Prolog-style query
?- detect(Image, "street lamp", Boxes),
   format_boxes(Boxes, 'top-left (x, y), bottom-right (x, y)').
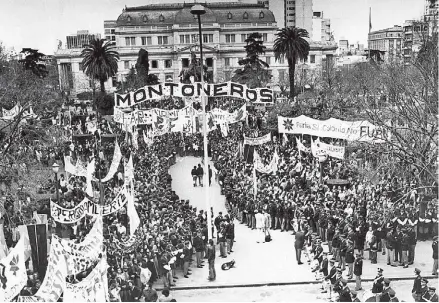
top-left (191, 4), bottom-right (213, 240)
top-left (52, 163), bottom-right (60, 203)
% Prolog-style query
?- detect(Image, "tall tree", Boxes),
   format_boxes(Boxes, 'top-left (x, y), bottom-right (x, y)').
top-left (18, 48), bottom-right (50, 78)
top-left (231, 32), bottom-right (272, 88)
top-left (81, 38), bottom-right (119, 93)
top-left (273, 27), bottom-right (310, 99)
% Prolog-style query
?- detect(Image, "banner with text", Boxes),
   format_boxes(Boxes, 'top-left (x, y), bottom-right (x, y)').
top-left (0, 238), bottom-right (27, 302)
top-left (278, 115), bottom-right (388, 142)
top-left (115, 82), bottom-right (273, 107)
top-left (244, 133), bottom-right (271, 146)
top-left (311, 138), bottom-right (345, 160)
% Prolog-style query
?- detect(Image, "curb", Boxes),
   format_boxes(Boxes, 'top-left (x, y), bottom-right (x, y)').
top-left (157, 275), bottom-right (438, 291)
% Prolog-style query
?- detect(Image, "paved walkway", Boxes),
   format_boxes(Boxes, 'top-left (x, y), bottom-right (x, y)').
top-left (168, 157), bottom-right (437, 290)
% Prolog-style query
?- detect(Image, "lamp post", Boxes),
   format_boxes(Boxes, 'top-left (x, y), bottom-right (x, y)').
top-left (52, 163), bottom-right (60, 203)
top-left (191, 4), bottom-right (212, 240)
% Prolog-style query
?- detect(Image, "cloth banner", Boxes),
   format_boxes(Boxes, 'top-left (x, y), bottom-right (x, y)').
top-left (101, 141), bottom-right (122, 182)
top-left (27, 224), bottom-right (47, 281)
top-left (253, 150), bottom-right (279, 174)
top-left (2, 104), bottom-right (22, 120)
top-left (17, 225), bottom-right (32, 268)
top-left (58, 216), bottom-right (103, 275)
top-left (50, 187), bottom-right (129, 223)
top-left (244, 133), bottom-right (271, 145)
top-left (0, 224), bottom-right (8, 260)
top-left (0, 238), bottom-right (27, 302)
top-left (278, 115), bottom-right (388, 142)
top-left (63, 255), bottom-right (108, 302)
top-left (210, 104), bottom-right (247, 125)
top-left (311, 138), bottom-right (345, 160)
top-left (140, 267), bottom-right (152, 285)
top-left (115, 82), bottom-right (273, 108)
top-left (124, 155), bottom-right (134, 183)
top-left (132, 128), bottom-right (139, 149)
top-left (86, 158), bottom-right (96, 197)
top-left (126, 192), bottom-right (140, 235)
top-left (114, 107), bottom-right (153, 126)
top-left (18, 237), bottom-right (67, 302)
top-left (296, 137), bottom-right (311, 153)
top-left (64, 156), bottom-right (88, 177)
top-left (113, 232), bottom-right (142, 254)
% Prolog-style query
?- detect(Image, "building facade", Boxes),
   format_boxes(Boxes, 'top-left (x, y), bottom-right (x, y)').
top-left (312, 11), bottom-right (332, 42)
top-left (66, 30), bottom-right (101, 49)
top-left (104, 20), bottom-right (117, 42)
top-left (368, 26), bottom-right (403, 62)
top-left (55, 2), bottom-right (336, 96)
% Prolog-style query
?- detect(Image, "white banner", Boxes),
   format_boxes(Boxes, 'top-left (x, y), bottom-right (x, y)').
top-left (0, 238), bottom-right (27, 302)
top-left (114, 108), bottom-right (153, 126)
top-left (311, 138), bottom-right (345, 160)
top-left (296, 137), bottom-right (311, 153)
top-left (101, 141), bottom-right (122, 182)
top-left (115, 81), bottom-right (273, 107)
top-left (51, 187), bottom-right (129, 223)
top-left (244, 133), bottom-right (271, 145)
top-left (126, 193), bottom-right (140, 235)
top-left (64, 156), bottom-right (88, 177)
top-left (278, 115), bottom-right (388, 142)
top-left (253, 150), bottom-right (279, 174)
top-left (63, 255), bottom-right (107, 302)
top-left (18, 237), bottom-right (67, 302)
top-left (58, 216), bottom-right (103, 275)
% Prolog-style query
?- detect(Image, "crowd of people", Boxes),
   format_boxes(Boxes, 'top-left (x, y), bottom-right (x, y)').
top-left (0, 96), bottom-right (437, 302)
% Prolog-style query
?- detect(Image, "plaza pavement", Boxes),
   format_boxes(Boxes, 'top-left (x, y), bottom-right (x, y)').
top-left (168, 156), bottom-right (437, 290)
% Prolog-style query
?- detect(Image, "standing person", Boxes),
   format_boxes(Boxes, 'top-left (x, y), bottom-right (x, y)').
top-left (412, 268), bottom-right (423, 302)
top-left (182, 241), bottom-right (192, 278)
top-left (214, 212), bottom-right (223, 240)
top-left (408, 227), bottom-right (417, 265)
top-left (225, 217), bottom-right (235, 254)
top-left (346, 240), bottom-right (355, 279)
top-left (207, 239), bottom-right (216, 281)
top-left (295, 229), bottom-right (305, 265)
top-left (191, 166), bottom-right (198, 187)
top-left (196, 164), bottom-right (204, 187)
top-left (432, 235), bottom-right (438, 276)
top-left (208, 165), bottom-right (212, 186)
top-left (218, 222), bottom-right (227, 258)
top-left (142, 282), bottom-right (158, 302)
top-left (193, 233), bottom-right (204, 269)
top-left (386, 229), bottom-right (396, 266)
top-left (401, 229), bottom-right (410, 268)
top-left (353, 253), bottom-right (363, 291)
top-left (372, 268), bottom-right (385, 302)
top-left (255, 210), bottom-right (265, 243)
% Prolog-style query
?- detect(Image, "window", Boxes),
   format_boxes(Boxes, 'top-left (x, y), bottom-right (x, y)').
top-left (147, 37), bottom-right (152, 45)
top-left (227, 12), bottom-right (232, 19)
top-left (191, 34), bottom-right (199, 43)
top-left (224, 58), bottom-right (230, 67)
top-left (79, 62), bottom-right (83, 71)
top-left (266, 56), bottom-right (271, 65)
top-left (203, 34), bottom-right (213, 43)
top-left (278, 70), bottom-right (285, 81)
top-left (226, 34), bottom-right (235, 43)
top-left (112, 36), bottom-right (116, 41)
top-left (124, 61), bottom-right (129, 69)
top-left (159, 14), bottom-right (165, 22)
top-left (310, 55), bottom-right (316, 63)
top-left (262, 33), bottom-right (268, 42)
top-left (243, 12), bottom-right (249, 19)
top-left (241, 34), bottom-right (247, 42)
top-left (165, 59), bottom-right (172, 68)
top-left (259, 11), bottom-right (265, 19)
top-left (111, 29), bottom-right (115, 34)
top-left (125, 37), bottom-right (136, 46)
top-left (151, 60), bottom-right (158, 69)
top-left (127, 16), bottom-right (131, 23)
top-left (165, 73), bottom-right (173, 82)
top-left (182, 58), bottom-right (189, 68)
top-left (278, 56), bottom-right (285, 64)
top-left (141, 37), bottom-right (147, 45)
top-left (143, 15), bottom-right (148, 23)
top-left (180, 35), bottom-right (185, 44)
top-left (158, 36), bottom-right (168, 45)
top-left (112, 76), bottom-right (117, 87)
top-left (206, 58), bottom-right (213, 67)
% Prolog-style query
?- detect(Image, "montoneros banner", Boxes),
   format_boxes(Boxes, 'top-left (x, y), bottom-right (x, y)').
top-left (115, 81), bottom-right (273, 107)
top-left (244, 133), bottom-right (271, 145)
top-left (278, 115), bottom-right (389, 142)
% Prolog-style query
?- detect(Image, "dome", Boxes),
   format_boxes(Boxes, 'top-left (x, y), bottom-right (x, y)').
top-left (174, 6), bottom-right (217, 24)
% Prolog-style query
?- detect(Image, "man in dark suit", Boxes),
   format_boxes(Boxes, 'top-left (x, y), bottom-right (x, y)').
top-left (372, 268), bottom-right (385, 302)
top-left (354, 253), bottom-right (363, 291)
top-left (207, 239), bottom-right (216, 281)
top-left (322, 260), bottom-right (337, 296)
top-left (320, 252), bottom-right (329, 277)
top-left (127, 280), bottom-right (142, 302)
top-left (294, 230), bottom-right (305, 265)
top-left (380, 278), bottom-right (394, 302)
top-left (412, 268), bottom-right (423, 301)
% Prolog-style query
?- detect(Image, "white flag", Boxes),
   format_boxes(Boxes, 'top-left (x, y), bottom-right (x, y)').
top-left (126, 192), bottom-right (140, 235)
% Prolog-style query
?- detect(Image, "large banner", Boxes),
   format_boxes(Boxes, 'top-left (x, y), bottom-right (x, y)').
top-left (51, 187), bottom-right (129, 223)
top-left (58, 216), bottom-right (103, 275)
top-left (311, 138), bottom-right (345, 160)
top-left (101, 141), bottom-right (122, 182)
top-left (115, 81), bottom-right (273, 107)
top-left (0, 238), bottom-right (27, 302)
top-left (64, 156), bottom-right (89, 177)
top-left (278, 115), bottom-right (388, 142)
top-left (244, 133), bottom-right (271, 146)
top-left (253, 150), bottom-right (279, 174)
top-left (18, 237), bottom-right (67, 302)
top-left (63, 255), bottom-right (108, 302)
top-left (114, 108), bottom-right (153, 126)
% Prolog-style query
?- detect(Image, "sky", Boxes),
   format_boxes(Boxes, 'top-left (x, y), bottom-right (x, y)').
top-left (0, 0), bottom-right (427, 54)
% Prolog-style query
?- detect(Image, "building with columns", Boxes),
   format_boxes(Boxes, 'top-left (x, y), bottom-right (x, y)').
top-left (55, 2), bottom-right (337, 96)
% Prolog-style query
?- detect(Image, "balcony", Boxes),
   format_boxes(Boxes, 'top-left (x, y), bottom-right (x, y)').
top-left (117, 25), bottom-right (172, 32)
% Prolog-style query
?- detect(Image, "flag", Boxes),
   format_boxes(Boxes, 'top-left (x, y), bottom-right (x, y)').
top-left (0, 224), bottom-right (8, 259)
top-left (369, 7), bottom-right (372, 33)
top-left (126, 192), bottom-right (140, 235)
top-left (220, 122), bottom-right (229, 137)
top-left (0, 238), bottom-right (28, 301)
top-left (86, 158), bottom-right (95, 197)
top-left (283, 133), bottom-right (288, 146)
top-left (27, 224), bottom-right (48, 281)
top-left (253, 165), bottom-right (257, 200)
top-left (124, 154), bottom-right (134, 183)
top-left (17, 225), bottom-right (33, 270)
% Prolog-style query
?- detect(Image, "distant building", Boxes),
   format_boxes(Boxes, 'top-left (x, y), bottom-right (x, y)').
top-left (312, 12), bottom-right (332, 42)
top-left (104, 20), bottom-right (117, 42)
top-left (66, 30), bottom-right (101, 49)
top-left (402, 20), bottom-right (428, 64)
top-left (368, 25), bottom-right (403, 62)
top-left (338, 39), bottom-right (349, 54)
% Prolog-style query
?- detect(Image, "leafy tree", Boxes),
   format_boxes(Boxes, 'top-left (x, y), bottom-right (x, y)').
top-left (231, 32), bottom-right (272, 88)
top-left (179, 52), bottom-right (209, 83)
top-left (18, 48), bottom-right (49, 78)
top-left (81, 38), bottom-right (119, 93)
top-left (273, 27), bottom-right (310, 99)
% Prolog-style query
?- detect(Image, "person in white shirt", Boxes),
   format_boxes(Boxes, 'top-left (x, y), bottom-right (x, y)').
top-left (255, 209), bottom-right (265, 243)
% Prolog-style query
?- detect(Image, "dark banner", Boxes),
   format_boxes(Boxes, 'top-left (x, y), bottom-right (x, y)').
top-left (27, 224), bottom-right (48, 280)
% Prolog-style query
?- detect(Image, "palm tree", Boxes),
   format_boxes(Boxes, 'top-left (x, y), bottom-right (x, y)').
top-left (81, 38), bottom-right (119, 93)
top-left (273, 27), bottom-right (310, 99)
